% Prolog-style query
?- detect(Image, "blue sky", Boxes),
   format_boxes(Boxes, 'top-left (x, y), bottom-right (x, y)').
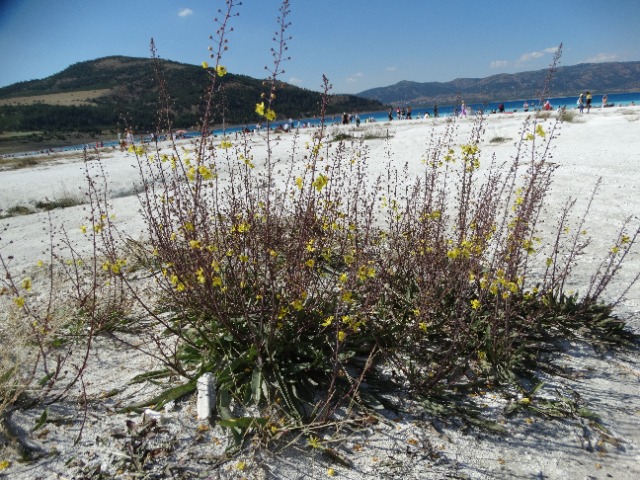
top-left (1, 0), bottom-right (639, 94)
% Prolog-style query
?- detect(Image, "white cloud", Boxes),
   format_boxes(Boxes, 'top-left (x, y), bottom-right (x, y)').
top-left (490, 60), bottom-right (508, 69)
top-left (519, 51), bottom-right (545, 62)
top-left (346, 72), bottom-right (363, 83)
top-left (178, 8), bottom-right (193, 17)
top-left (288, 77), bottom-right (303, 85)
top-left (518, 47), bottom-right (560, 64)
top-left (586, 52), bottom-right (618, 63)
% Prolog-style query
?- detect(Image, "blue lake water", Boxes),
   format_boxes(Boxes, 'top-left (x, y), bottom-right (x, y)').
top-left (8, 91), bottom-right (640, 157)
top-left (213, 91), bottom-right (640, 135)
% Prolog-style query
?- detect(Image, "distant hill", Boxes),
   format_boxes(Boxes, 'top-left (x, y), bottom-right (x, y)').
top-left (0, 56), bottom-right (384, 135)
top-left (357, 61), bottom-right (640, 106)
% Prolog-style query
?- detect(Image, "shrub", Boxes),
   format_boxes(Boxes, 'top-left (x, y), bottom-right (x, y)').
top-left (0, 205), bottom-right (35, 218)
top-left (81, 5), bottom-right (639, 442)
top-left (35, 195), bottom-right (83, 211)
top-left (559, 109), bottom-right (578, 123)
top-left (1, 0), bottom-right (638, 456)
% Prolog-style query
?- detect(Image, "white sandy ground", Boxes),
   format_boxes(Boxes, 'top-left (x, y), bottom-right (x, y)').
top-left (0, 107), bottom-right (640, 479)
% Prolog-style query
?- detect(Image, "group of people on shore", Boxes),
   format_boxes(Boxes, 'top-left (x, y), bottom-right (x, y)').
top-left (387, 106), bottom-right (414, 121)
top-left (577, 92), bottom-right (593, 113)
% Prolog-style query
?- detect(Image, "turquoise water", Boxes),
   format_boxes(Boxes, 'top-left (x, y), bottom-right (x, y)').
top-left (230, 91), bottom-right (640, 132)
top-left (342, 91), bottom-right (640, 123)
top-left (7, 92), bottom-right (640, 156)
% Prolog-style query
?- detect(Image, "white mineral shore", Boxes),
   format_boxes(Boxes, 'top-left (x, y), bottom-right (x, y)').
top-left (1, 106), bottom-right (639, 479)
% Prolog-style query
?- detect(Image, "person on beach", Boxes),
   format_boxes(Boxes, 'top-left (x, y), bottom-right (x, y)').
top-left (498, 103), bottom-right (505, 113)
top-left (388, 108), bottom-right (394, 121)
top-left (577, 93), bottom-right (584, 113)
top-left (523, 101), bottom-right (529, 112)
top-left (544, 100), bottom-right (552, 111)
top-left (434, 104), bottom-right (439, 117)
top-left (586, 91), bottom-right (592, 113)
top-left (460, 101), bottom-right (467, 117)
top-left (602, 94), bottom-right (608, 108)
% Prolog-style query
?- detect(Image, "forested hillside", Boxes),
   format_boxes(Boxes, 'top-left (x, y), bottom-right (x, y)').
top-left (0, 56), bottom-right (384, 135)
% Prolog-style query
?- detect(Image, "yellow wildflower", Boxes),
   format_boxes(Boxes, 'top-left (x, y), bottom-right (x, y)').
top-left (295, 177), bottom-right (304, 190)
top-left (308, 435), bottom-right (322, 449)
top-left (202, 61), bottom-right (209, 69)
top-left (196, 268), bottom-right (206, 284)
top-left (265, 108), bottom-right (276, 121)
top-left (470, 299), bottom-right (481, 310)
top-left (14, 297), bottom-right (25, 308)
top-left (198, 165), bottom-right (214, 180)
top-left (337, 331), bottom-right (346, 342)
top-left (255, 102), bottom-right (265, 116)
top-left (22, 278), bottom-right (32, 291)
top-left (447, 248), bottom-right (460, 260)
top-left (215, 65), bottom-right (227, 77)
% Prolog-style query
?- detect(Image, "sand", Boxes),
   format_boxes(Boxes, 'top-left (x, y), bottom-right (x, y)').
top-left (0, 106), bottom-right (639, 479)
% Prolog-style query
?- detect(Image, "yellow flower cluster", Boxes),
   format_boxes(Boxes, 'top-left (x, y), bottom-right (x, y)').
top-left (255, 101), bottom-right (276, 121)
top-left (102, 258), bottom-right (127, 275)
top-left (215, 65), bottom-right (227, 77)
top-left (312, 174), bottom-right (329, 192)
top-left (478, 269), bottom-right (523, 299)
top-left (461, 144), bottom-right (480, 172)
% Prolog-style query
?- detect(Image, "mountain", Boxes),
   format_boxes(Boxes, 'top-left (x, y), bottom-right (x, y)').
top-left (357, 61), bottom-right (640, 106)
top-left (0, 56), bottom-right (384, 136)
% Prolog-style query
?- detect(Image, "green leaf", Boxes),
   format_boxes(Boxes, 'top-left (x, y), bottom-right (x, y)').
top-left (118, 380), bottom-right (196, 413)
top-left (218, 416), bottom-right (267, 451)
top-left (218, 416), bottom-right (267, 429)
top-left (37, 372), bottom-right (55, 387)
top-left (528, 381), bottom-right (545, 397)
top-left (217, 386), bottom-right (233, 421)
top-left (32, 407), bottom-right (49, 432)
top-left (129, 369), bottom-right (172, 384)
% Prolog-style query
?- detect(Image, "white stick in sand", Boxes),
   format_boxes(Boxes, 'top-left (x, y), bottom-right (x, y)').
top-left (197, 372), bottom-right (216, 420)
